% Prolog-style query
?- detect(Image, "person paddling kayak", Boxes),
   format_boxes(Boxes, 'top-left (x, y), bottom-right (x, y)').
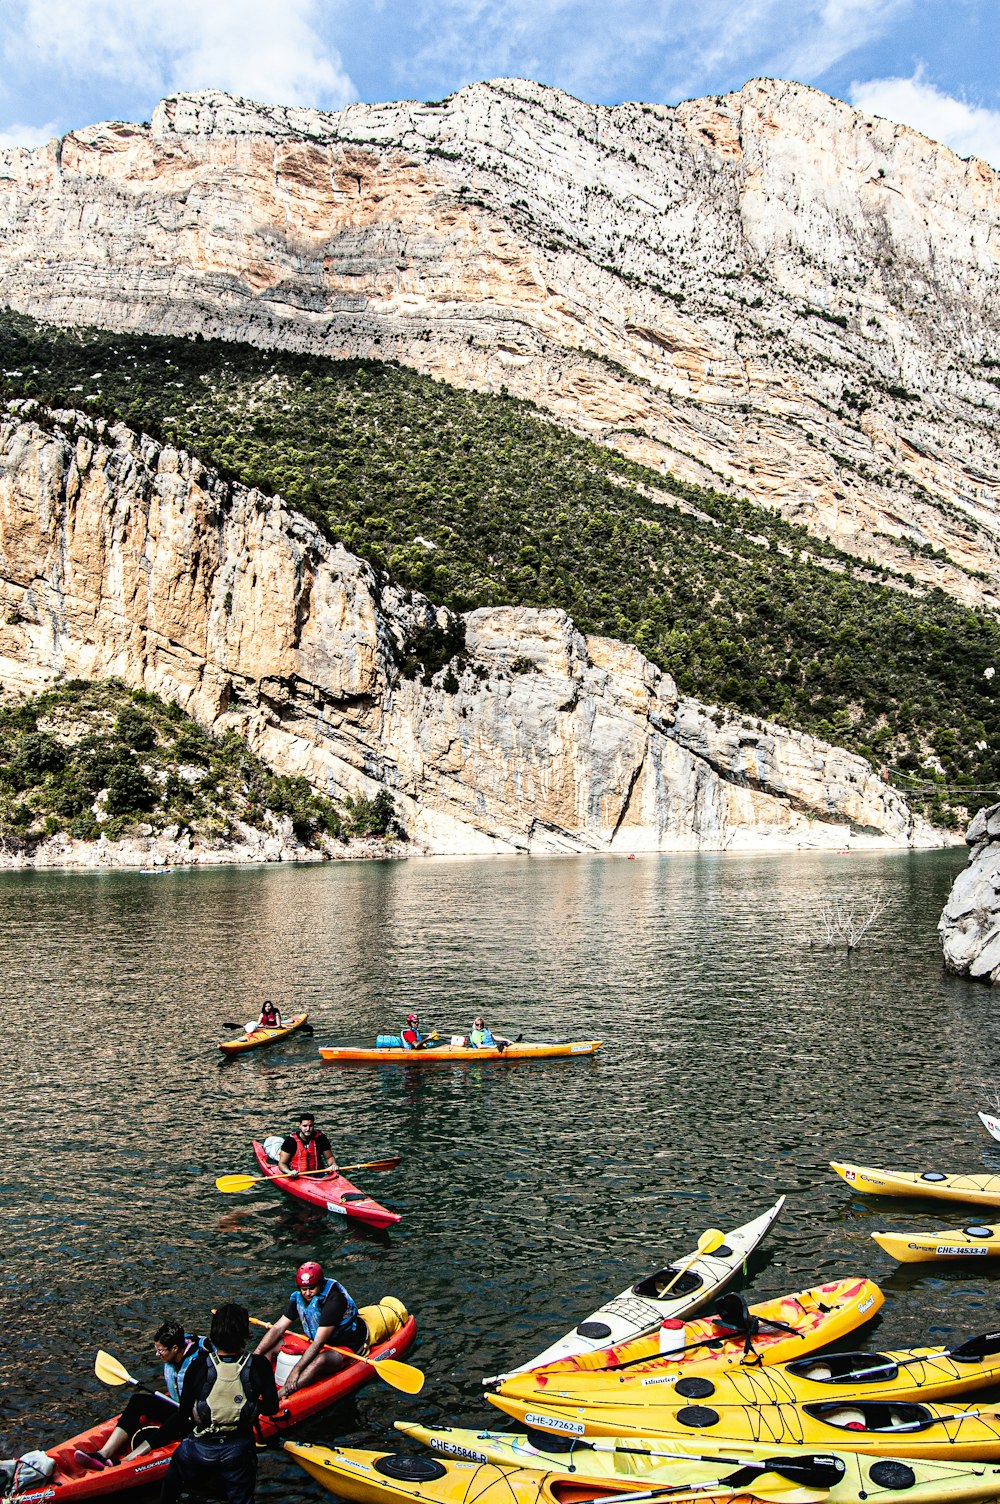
top-left (244, 1000), bottom-right (281, 1037)
top-left (253, 1262), bottom-right (367, 1397)
top-left (277, 1114), bottom-right (336, 1178)
top-left (74, 1321), bottom-right (208, 1470)
top-left (400, 1014), bottom-right (440, 1049)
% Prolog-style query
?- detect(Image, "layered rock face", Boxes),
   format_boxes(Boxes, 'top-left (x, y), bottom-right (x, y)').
top-left (0, 405), bottom-right (938, 854)
top-left (940, 805), bottom-right (1000, 983)
top-left (0, 79), bottom-right (997, 606)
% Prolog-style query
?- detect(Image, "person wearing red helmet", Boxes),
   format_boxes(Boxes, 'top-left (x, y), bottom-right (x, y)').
top-left (400, 1013), bottom-right (439, 1049)
top-left (253, 1262), bottom-right (366, 1398)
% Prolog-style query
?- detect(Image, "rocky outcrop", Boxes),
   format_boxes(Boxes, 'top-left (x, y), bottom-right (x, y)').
top-left (0, 403), bottom-right (941, 855)
top-left (0, 79), bottom-right (997, 607)
top-left (940, 804), bottom-right (1000, 982)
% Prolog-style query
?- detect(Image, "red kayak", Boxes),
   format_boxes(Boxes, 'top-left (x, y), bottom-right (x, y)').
top-left (17, 1316), bottom-right (417, 1503)
top-left (251, 1142), bottom-right (401, 1229)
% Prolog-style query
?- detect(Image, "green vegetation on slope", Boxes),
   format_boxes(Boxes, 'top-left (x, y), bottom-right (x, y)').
top-left (0, 310), bottom-right (997, 826)
top-left (0, 679), bottom-right (396, 852)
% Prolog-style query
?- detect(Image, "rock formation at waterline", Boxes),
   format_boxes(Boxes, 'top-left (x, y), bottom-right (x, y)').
top-left (0, 404), bottom-right (939, 856)
top-left (940, 805), bottom-right (1000, 983)
top-left (0, 79), bottom-right (997, 607)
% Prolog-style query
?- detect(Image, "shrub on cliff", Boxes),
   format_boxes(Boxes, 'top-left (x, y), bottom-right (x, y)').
top-left (0, 679), bottom-right (348, 851)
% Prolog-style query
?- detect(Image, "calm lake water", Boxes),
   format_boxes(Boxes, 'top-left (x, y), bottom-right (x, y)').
top-left (2, 846), bottom-right (997, 1499)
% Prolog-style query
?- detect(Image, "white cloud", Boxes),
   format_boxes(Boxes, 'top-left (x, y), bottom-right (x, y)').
top-left (3, 0), bottom-right (356, 113)
top-left (850, 72), bottom-right (1000, 169)
top-left (400, 0), bottom-right (911, 108)
top-left (0, 121), bottom-right (59, 150)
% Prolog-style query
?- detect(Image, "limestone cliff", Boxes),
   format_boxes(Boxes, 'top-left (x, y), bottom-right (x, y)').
top-left (940, 804), bottom-right (1000, 983)
top-left (0, 79), bottom-right (997, 607)
top-left (0, 403), bottom-right (939, 855)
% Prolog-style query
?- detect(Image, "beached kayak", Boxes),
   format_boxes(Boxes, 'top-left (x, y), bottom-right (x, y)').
top-left (489, 1198), bottom-right (786, 1381)
top-left (831, 1162), bottom-right (1000, 1208)
top-left (495, 1327), bottom-right (1000, 1409)
top-left (284, 1436), bottom-right (1000, 1504)
top-left (448, 1396), bottom-right (1000, 1460)
top-left (489, 1278), bottom-right (883, 1407)
top-left (251, 1141), bottom-right (401, 1228)
top-left (872, 1225), bottom-right (1000, 1263)
top-left (219, 1013), bottom-right (310, 1055)
top-left (397, 1422), bottom-right (1000, 1503)
top-left (977, 1111), bottom-right (1000, 1143)
top-left (14, 1316), bottom-right (416, 1504)
top-left (319, 1041), bottom-right (601, 1063)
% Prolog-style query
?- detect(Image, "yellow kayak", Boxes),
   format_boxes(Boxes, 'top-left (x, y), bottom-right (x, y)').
top-left (491, 1328), bottom-right (1000, 1408)
top-left (831, 1162), bottom-right (1000, 1208)
top-left (481, 1396), bottom-right (1000, 1458)
top-left (218, 1012), bottom-right (309, 1055)
top-left (397, 1423), bottom-right (1000, 1504)
top-left (284, 1442), bottom-right (855, 1504)
top-left (490, 1280), bottom-right (883, 1405)
top-left (872, 1226), bottom-right (1000, 1263)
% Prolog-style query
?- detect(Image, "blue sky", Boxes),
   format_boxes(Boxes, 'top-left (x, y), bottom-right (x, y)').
top-left (0, 0), bottom-right (997, 167)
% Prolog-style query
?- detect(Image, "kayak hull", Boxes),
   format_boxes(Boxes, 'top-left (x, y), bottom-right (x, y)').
top-left (319, 1041), bottom-right (601, 1063)
top-left (490, 1279), bottom-right (884, 1406)
top-left (977, 1111), bottom-right (1000, 1144)
top-left (494, 1198), bottom-right (786, 1379)
top-left (872, 1227), bottom-right (1000, 1263)
top-left (251, 1141), bottom-right (400, 1228)
top-left (396, 1423), bottom-right (1000, 1503)
top-left (219, 1012), bottom-right (309, 1055)
top-left (19, 1317), bottom-right (416, 1504)
top-left (831, 1161), bottom-right (1000, 1208)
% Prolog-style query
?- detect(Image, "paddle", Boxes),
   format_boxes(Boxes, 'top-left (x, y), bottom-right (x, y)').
top-left (584, 1454), bottom-right (845, 1504)
top-left (657, 1229), bottom-right (727, 1298)
top-left (95, 1350), bottom-right (142, 1387)
top-left (223, 1018), bottom-right (314, 1037)
top-left (247, 1316), bottom-right (424, 1395)
top-left (830, 1328), bottom-right (1000, 1382)
top-left (216, 1155), bottom-right (402, 1193)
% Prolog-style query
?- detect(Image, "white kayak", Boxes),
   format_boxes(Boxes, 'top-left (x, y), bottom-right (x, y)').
top-left (978, 1111), bottom-right (1000, 1144)
top-left (483, 1196), bottom-right (785, 1384)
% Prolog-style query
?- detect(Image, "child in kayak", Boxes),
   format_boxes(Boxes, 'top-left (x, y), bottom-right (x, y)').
top-left (277, 1113), bottom-right (337, 1178)
top-left (75, 1321), bottom-right (208, 1470)
top-left (253, 1262), bottom-right (367, 1397)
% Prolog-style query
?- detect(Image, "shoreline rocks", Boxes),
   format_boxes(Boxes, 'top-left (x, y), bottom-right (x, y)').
top-left (939, 803), bottom-right (1000, 984)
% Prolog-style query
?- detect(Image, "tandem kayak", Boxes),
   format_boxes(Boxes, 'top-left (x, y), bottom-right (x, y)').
top-left (831, 1162), bottom-right (1000, 1208)
top-left (319, 1041), bottom-right (601, 1063)
top-left (13, 1316), bottom-right (417, 1504)
top-left (219, 1013), bottom-right (310, 1055)
top-left (487, 1278), bottom-right (884, 1414)
top-left (252, 1142), bottom-right (401, 1228)
top-left (396, 1423), bottom-right (1000, 1504)
top-left (872, 1225), bottom-right (1000, 1262)
top-left (487, 1197), bottom-right (785, 1381)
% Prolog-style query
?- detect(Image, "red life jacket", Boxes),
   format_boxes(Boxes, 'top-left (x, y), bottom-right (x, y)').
top-left (260, 1004), bottom-right (278, 1027)
top-left (401, 1027), bottom-right (421, 1048)
top-left (290, 1132), bottom-right (321, 1172)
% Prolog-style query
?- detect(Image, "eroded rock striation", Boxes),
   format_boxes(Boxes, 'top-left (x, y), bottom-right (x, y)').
top-left (0, 79), bottom-right (997, 606)
top-left (0, 404), bottom-right (939, 855)
top-left (940, 804), bottom-right (1000, 983)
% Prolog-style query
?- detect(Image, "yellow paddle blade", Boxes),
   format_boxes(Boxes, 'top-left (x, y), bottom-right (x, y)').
top-left (95, 1349), bottom-right (136, 1386)
top-left (366, 1355), bottom-right (425, 1394)
top-left (216, 1174), bottom-right (259, 1193)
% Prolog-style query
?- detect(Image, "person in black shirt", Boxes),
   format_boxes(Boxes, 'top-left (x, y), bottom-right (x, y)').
top-left (160, 1304), bottom-right (280, 1504)
top-left (254, 1261), bottom-right (366, 1397)
top-left (277, 1113), bottom-right (336, 1178)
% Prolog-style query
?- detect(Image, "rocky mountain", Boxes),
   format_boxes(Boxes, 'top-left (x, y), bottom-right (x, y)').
top-left (940, 804), bottom-right (1000, 984)
top-left (0, 403), bottom-right (936, 855)
top-left (0, 78), bottom-right (997, 609)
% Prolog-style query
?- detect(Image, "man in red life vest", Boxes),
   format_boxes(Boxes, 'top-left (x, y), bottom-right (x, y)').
top-left (277, 1113), bottom-right (336, 1179)
top-left (400, 1013), bottom-right (439, 1049)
